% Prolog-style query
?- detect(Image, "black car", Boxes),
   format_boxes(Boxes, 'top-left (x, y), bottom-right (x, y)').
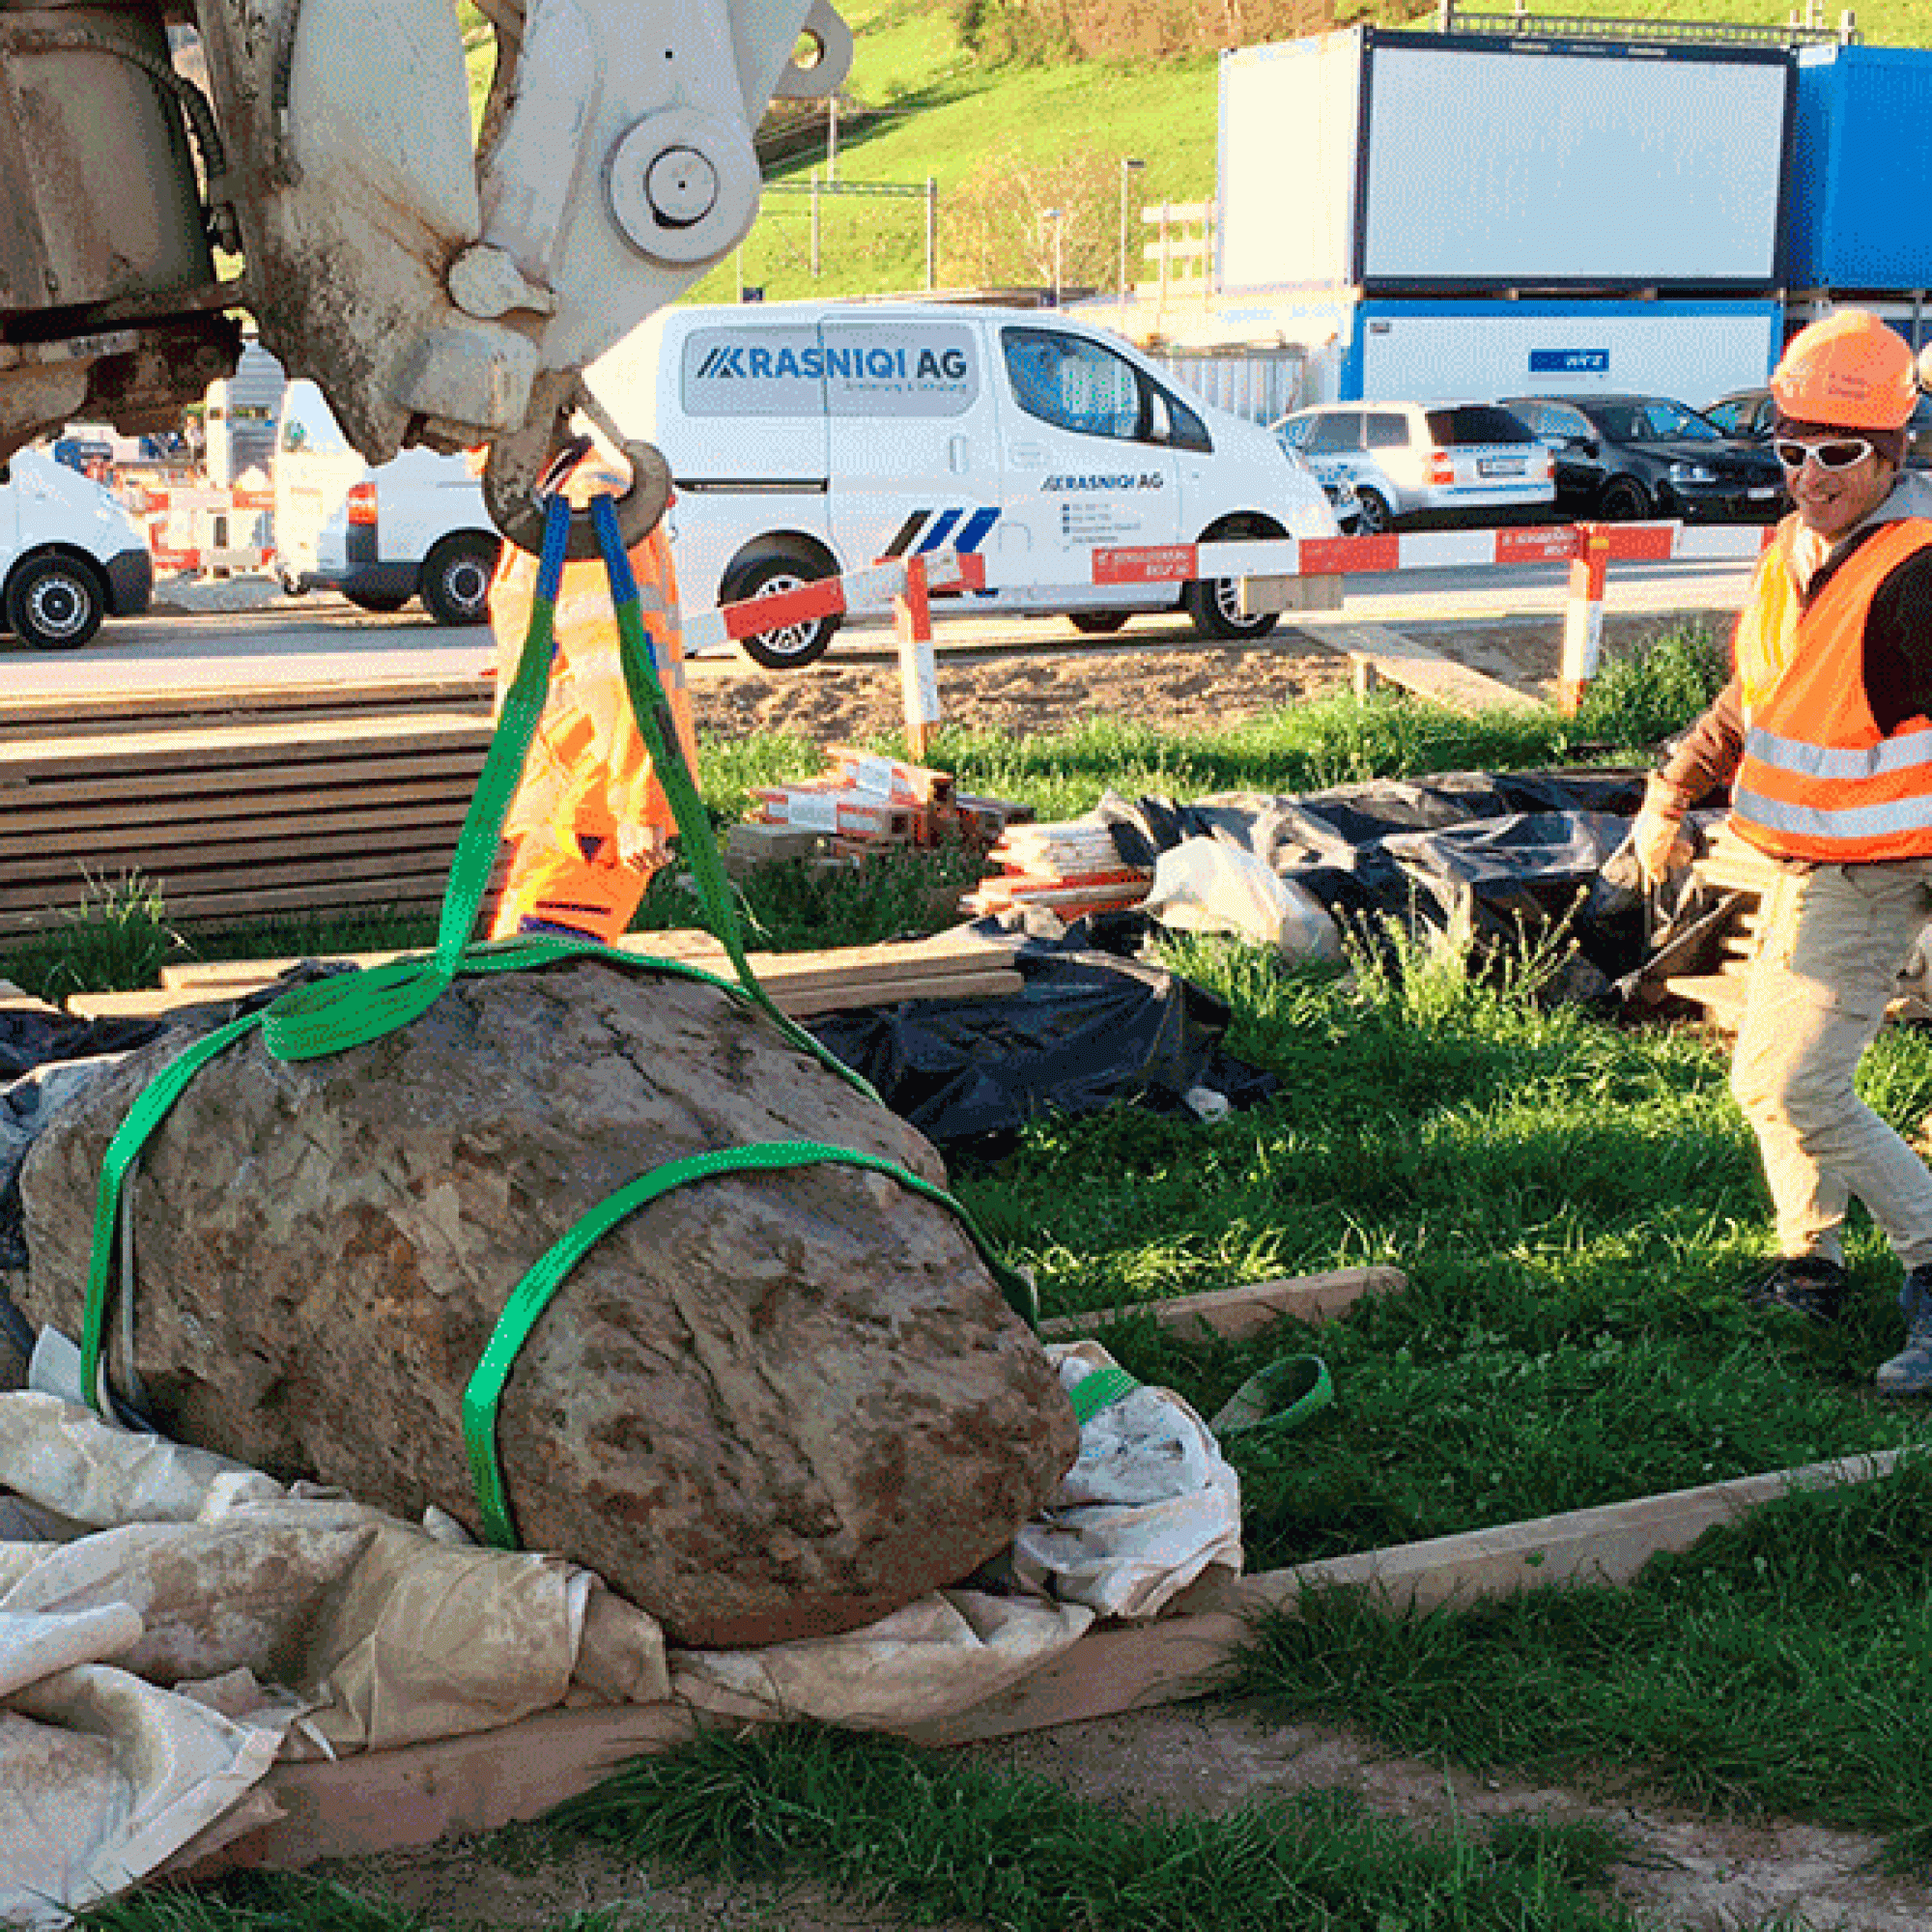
top-left (1705, 384), bottom-right (1932, 470)
top-left (1502, 393), bottom-right (1787, 523)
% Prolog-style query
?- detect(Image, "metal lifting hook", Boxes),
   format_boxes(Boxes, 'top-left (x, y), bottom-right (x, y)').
top-left (482, 380), bottom-right (672, 557)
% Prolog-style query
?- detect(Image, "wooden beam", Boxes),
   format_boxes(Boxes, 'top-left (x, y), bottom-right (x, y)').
top-left (185, 1446), bottom-right (1910, 1873)
top-left (1039, 1265), bottom-right (1406, 1341)
top-left (1297, 622), bottom-right (1542, 715)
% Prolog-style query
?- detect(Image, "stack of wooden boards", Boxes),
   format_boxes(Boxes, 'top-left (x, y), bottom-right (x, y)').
top-left (961, 816), bottom-right (1152, 920)
top-left (0, 678), bottom-right (496, 938)
top-left (67, 925), bottom-right (1027, 1025)
top-left (1649, 823), bottom-right (1932, 1030)
top-left (749, 745), bottom-right (1026, 856)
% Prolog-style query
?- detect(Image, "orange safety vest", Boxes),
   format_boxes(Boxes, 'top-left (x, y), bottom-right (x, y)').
top-left (1729, 513), bottom-right (1932, 864)
top-left (488, 516), bottom-right (698, 946)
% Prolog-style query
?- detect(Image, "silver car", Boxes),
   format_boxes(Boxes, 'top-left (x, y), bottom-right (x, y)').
top-left (1275, 401), bottom-right (1555, 533)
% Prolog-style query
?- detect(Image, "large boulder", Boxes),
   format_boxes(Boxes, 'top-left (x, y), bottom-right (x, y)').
top-left (17, 960), bottom-right (1078, 1646)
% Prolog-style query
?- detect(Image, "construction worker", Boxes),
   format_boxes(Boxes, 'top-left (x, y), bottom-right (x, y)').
top-left (1632, 309), bottom-right (1932, 1391)
top-left (488, 445), bottom-right (698, 948)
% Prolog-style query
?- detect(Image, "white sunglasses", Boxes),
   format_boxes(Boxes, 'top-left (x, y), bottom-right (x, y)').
top-left (1773, 436), bottom-right (1878, 472)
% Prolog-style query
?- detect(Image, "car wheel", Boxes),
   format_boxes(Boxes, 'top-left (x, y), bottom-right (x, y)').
top-left (7, 552), bottom-right (104, 649)
top-left (722, 546), bottom-right (840, 669)
top-left (419, 533), bottom-right (500, 626)
top-left (1598, 477), bottom-right (1651, 522)
top-left (1068, 611), bottom-right (1130, 635)
top-left (1180, 516), bottom-right (1284, 642)
top-left (1354, 487), bottom-right (1394, 535)
top-left (346, 590), bottom-right (410, 614)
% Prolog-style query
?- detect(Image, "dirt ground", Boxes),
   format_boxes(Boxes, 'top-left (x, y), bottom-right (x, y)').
top-left (680, 605), bottom-right (1730, 745)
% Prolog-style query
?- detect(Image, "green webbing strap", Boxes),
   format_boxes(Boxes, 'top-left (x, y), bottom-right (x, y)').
top-left (1067, 1365), bottom-right (1139, 1426)
top-left (256, 492), bottom-right (577, 1064)
top-left (79, 1012), bottom-right (262, 1414)
top-left (462, 1137), bottom-right (1022, 1548)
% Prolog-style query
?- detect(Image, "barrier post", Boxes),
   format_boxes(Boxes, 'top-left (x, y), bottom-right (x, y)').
top-left (895, 553), bottom-right (941, 759)
top-left (1558, 524), bottom-right (1610, 716)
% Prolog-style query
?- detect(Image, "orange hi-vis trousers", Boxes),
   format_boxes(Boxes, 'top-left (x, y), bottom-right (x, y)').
top-left (488, 515), bottom-right (697, 947)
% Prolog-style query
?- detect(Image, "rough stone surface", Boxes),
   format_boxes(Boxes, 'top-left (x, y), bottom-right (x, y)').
top-left (18, 960), bottom-right (1077, 1646)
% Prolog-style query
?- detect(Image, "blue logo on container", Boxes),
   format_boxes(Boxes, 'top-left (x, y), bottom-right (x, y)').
top-left (1529, 350), bottom-right (1608, 374)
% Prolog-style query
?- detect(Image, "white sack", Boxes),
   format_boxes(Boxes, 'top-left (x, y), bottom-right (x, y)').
top-left (1011, 1343), bottom-right (1242, 1620)
top-left (671, 1588), bottom-right (1093, 1729)
top-left (1142, 837), bottom-right (1343, 960)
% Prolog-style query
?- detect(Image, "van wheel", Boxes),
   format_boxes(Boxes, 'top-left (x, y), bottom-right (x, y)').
top-left (7, 553), bottom-right (104, 649)
top-left (1181, 516), bottom-right (1283, 642)
top-left (420, 533), bottom-right (500, 626)
top-left (723, 548), bottom-right (839, 669)
top-left (1068, 611), bottom-right (1130, 635)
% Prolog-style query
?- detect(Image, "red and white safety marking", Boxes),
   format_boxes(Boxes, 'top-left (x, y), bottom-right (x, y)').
top-left (123, 481), bottom-right (275, 574)
top-left (680, 545), bottom-right (980, 655)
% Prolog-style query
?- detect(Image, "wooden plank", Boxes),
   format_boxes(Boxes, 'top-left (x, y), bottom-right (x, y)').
top-left (0, 750), bottom-right (489, 814)
top-left (0, 809), bottom-right (472, 874)
top-left (0, 713), bottom-right (493, 782)
top-left (899, 1447), bottom-right (1912, 1748)
top-left (779, 967), bottom-right (1023, 1016)
top-left (1297, 622), bottom-right (1542, 716)
top-left (186, 1445), bottom-right (1910, 1871)
top-left (0, 777), bottom-right (489, 843)
top-left (0, 676), bottom-right (491, 740)
top-left (1039, 1265), bottom-right (1406, 1341)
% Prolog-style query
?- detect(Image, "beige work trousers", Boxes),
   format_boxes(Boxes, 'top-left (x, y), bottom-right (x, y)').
top-left (1730, 856), bottom-right (1932, 1270)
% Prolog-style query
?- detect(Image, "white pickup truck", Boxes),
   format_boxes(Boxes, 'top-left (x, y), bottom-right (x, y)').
top-left (273, 381), bottom-right (501, 626)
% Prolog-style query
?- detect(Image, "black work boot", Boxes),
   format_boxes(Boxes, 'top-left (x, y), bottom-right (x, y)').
top-left (1876, 1264), bottom-right (1932, 1395)
top-left (1743, 1255), bottom-right (1850, 1324)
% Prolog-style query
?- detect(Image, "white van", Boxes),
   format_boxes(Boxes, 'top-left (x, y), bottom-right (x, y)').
top-left (587, 300), bottom-right (1341, 668)
top-left (0, 447), bottom-right (151, 649)
top-left (273, 381), bottom-right (501, 625)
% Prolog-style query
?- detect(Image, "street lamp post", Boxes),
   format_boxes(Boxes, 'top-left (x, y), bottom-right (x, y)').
top-left (1118, 157), bottom-right (1145, 324)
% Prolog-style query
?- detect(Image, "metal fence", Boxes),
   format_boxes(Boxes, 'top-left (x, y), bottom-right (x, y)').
top-left (1149, 346), bottom-right (1309, 427)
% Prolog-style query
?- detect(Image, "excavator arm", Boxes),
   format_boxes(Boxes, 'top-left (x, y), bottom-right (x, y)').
top-left (0, 0), bottom-right (848, 550)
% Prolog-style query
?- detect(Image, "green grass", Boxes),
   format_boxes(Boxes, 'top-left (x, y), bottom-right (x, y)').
top-left (545, 1722), bottom-right (1653, 1932)
top-left (1229, 1456), bottom-right (1932, 1870)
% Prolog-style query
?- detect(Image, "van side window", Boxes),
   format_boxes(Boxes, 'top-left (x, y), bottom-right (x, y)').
top-left (1150, 384), bottom-right (1212, 454)
top-left (1001, 327), bottom-right (1143, 441)
top-left (1363, 412), bottom-right (1407, 450)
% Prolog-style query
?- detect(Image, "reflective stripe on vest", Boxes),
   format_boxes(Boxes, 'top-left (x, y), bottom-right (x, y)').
top-left (1730, 516), bottom-right (1932, 862)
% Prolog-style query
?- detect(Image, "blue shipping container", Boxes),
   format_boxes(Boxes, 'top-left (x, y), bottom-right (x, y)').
top-left (1791, 46), bottom-right (1932, 292)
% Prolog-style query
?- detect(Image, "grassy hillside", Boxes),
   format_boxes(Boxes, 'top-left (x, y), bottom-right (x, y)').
top-left (685, 0), bottom-right (1932, 305)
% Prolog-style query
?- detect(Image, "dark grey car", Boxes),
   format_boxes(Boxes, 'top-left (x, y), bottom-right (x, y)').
top-left (1504, 394), bottom-right (1786, 524)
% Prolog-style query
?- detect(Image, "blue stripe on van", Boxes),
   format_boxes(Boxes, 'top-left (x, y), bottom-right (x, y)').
top-left (919, 508), bottom-right (963, 551)
top-left (952, 507), bottom-right (999, 552)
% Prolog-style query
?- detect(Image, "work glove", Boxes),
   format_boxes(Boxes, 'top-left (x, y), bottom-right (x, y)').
top-left (1631, 776), bottom-right (1694, 886)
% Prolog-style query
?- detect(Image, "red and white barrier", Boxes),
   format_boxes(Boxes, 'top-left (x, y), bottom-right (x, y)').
top-left (120, 480), bottom-right (275, 574)
top-left (681, 519), bottom-right (1776, 734)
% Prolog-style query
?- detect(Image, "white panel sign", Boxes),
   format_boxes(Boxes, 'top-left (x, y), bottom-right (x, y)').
top-left (1355, 307), bottom-right (1779, 407)
top-left (1220, 38), bottom-right (1359, 291)
top-left (1361, 45), bottom-right (1787, 284)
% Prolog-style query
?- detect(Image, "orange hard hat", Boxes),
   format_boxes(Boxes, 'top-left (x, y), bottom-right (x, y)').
top-left (1772, 309), bottom-right (1920, 430)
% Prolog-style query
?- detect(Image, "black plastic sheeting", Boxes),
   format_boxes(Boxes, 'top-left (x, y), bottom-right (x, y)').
top-left (806, 930), bottom-right (1277, 1155)
top-left (1097, 769), bottom-right (1652, 999)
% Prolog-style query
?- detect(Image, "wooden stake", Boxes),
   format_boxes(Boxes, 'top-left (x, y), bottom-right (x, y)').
top-left (895, 554), bottom-right (941, 759)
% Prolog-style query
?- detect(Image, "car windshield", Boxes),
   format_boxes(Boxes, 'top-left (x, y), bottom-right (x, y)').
top-left (1424, 406), bottom-right (1534, 445)
top-left (1583, 399), bottom-right (1722, 443)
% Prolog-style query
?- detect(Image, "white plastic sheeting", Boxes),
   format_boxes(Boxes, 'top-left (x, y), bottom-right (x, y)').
top-left (1, 1333), bottom-right (1242, 1922)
